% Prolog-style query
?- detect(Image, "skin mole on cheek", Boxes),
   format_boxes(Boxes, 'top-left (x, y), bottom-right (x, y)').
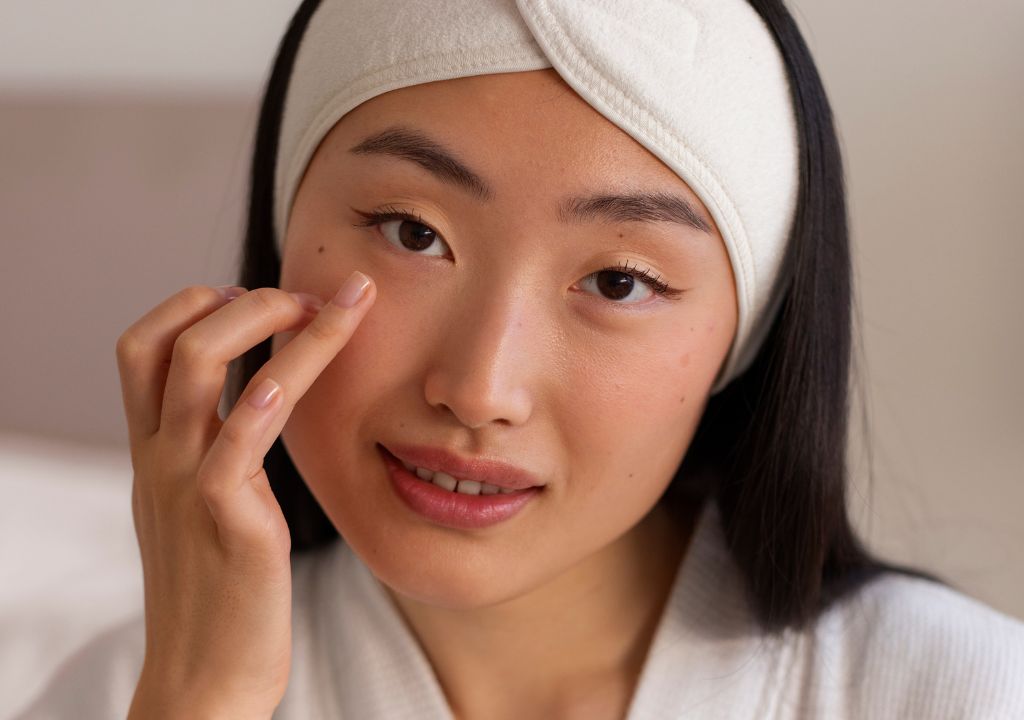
top-left (318, 245), bottom-right (325, 253)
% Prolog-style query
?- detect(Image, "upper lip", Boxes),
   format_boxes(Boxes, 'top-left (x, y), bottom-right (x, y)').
top-left (381, 442), bottom-right (545, 491)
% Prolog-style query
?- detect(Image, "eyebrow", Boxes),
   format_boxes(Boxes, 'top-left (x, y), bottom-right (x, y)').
top-left (557, 192), bottom-right (712, 234)
top-left (349, 126), bottom-right (493, 202)
top-left (348, 126), bottom-right (713, 234)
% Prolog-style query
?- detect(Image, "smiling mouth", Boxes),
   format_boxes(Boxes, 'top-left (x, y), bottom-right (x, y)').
top-left (378, 444), bottom-right (526, 496)
top-left (378, 443), bottom-right (542, 530)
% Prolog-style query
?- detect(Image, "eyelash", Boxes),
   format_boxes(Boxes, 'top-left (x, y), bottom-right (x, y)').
top-left (351, 206), bottom-right (683, 299)
top-left (352, 205), bottom-right (431, 231)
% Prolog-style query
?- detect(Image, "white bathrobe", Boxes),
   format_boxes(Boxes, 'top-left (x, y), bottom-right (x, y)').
top-left (12, 500), bottom-right (1024, 719)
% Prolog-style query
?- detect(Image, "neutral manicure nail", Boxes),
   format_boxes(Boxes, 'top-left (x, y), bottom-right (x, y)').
top-left (246, 378), bottom-right (280, 410)
top-left (332, 271), bottom-right (371, 308)
top-left (215, 285), bottom-right (247, 301)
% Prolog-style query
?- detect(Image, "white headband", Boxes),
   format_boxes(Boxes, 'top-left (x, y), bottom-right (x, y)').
top-left (274, 0), bottom-right (799, 391)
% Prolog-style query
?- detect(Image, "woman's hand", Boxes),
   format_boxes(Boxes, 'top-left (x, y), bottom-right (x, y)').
top-left (116, 272), bottom-right (375, 719)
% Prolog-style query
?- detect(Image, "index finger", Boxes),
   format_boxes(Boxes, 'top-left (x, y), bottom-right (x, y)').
top-left (241, 270), bottom-right (376, 458)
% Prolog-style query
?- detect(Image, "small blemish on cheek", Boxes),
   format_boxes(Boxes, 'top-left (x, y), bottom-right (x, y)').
top-left (680, 395), bottom-right (686, 404)
top-left (680, 353), bottom-right (691, 367)
top-left (317, 245), bottom-right (325, 253)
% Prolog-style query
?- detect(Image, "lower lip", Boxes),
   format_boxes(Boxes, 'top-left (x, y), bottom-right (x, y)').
top-left (379, 444), bottom-right (541, 530)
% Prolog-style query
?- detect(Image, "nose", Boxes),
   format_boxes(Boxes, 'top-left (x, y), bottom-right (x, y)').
top-left (423, 283), bottom-right (537, 430)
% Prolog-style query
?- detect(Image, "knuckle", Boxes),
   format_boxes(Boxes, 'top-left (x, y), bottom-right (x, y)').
top-left (247, 287), bottom-right (286, 316)
top-left (115, 329), bottom-right (146, 364)
top-left (195, 469), bottom-right (225, 503)
top-left (218, 416), bottom-right (249, 447)
top-left (171, 330), bottom-right (212, 368)
top-left (180, 284), bottom-right (217, 306)
top-left (303, 314), bottom-right (339, 343)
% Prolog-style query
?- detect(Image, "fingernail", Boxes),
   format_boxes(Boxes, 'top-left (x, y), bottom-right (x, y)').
top-left (246, 378), bottom-right (280, 410)
top-left (215, 285), bottom-right (247, 301)
top-left (290, 292), bottom-right (325, 313)
top-left (332, 271), bottom-right (372, 308)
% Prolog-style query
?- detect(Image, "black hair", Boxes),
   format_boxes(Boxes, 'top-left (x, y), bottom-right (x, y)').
top-left (226, 0), bottom-right (949, 634)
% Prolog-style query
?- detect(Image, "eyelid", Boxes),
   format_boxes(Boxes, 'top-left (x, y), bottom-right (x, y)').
top-left (352, 205), bottom-right (436, 232)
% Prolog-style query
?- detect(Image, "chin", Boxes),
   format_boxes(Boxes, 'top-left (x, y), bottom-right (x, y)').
top-left (341, 518), bottom-right (543, 611)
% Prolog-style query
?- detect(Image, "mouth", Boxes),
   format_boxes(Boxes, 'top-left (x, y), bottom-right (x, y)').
top-left (377, 442), bottom-right (545, 492)
top-left (378, 443), bottom-right (542, 530)
top-left (378, 445), bottom-right (521, 496)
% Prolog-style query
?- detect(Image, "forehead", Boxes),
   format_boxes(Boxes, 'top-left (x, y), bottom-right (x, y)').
top-left (313, 69), bottom-right (714, 220)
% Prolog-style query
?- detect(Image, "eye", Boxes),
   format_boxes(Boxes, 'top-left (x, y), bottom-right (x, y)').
top-left (352, 208), bottom-right (683, 306)
top-left (579, 260), bottom-right (683, 305)
top-left (352, 206), bottom-right (450, 257)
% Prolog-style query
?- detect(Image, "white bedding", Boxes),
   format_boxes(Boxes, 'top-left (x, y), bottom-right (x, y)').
top-left (0, 431), bottom-right (142, 719)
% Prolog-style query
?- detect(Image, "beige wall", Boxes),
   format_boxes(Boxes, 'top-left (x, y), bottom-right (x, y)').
top-left (0, 1), bottom-right (299, 92)
top-left (787, 0), bottom-right (1024, 619)
top-left (1, 1), bottom-right (1021, 618)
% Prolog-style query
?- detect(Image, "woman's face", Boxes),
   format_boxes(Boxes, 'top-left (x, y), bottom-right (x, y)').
top-left (272, 69), bottom-right (737, 608)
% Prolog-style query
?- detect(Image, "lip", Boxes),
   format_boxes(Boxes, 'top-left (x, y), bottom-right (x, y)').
top-left (378, 444), bottom-right (542, 530)
top-left (380, 442), bottom-right (545, 491)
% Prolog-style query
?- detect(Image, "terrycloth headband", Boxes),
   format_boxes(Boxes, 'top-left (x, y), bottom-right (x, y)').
top-left (274, 0), bottom-right (799, 391)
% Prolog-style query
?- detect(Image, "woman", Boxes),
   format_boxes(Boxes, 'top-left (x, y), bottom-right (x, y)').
top-left (16, 0), bottom-right (1024, 718)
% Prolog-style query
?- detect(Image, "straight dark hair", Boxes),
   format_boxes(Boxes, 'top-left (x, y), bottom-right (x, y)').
top-left (226, 0), bottom-right (948, 634)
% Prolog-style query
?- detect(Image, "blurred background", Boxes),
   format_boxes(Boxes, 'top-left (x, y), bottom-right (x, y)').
top-left (1, 0), bottom-right (1022, 715)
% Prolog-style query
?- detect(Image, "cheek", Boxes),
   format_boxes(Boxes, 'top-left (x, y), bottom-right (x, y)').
top-left (283, 290), bottom-right (413, 436)
top-left (562, 318), bottom-right (727, 503)
top-left (597, 320), bottom-right (723, 418)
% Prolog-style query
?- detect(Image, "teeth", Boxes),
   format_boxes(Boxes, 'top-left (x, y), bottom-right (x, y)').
top-left (398, 456), bottom-right (522, 496)
top-left (456, 479), bottom-right (481, 495)
top-left (431, 471), bottom-right (458, 492)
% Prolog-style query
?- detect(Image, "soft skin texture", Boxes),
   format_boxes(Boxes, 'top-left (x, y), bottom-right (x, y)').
top-left (271, 69), bottom-right (737, 718)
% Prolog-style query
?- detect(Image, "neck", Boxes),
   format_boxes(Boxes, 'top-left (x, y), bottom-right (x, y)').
top-left (384, 499), bottom-right (702, 720)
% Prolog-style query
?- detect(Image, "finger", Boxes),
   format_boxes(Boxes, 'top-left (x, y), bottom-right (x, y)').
top-left (115, 285), bottom-right (246, 444)
top-left (249, 272), bottom-right (376, 460)
top-left (196, 376), bottom-right (287, 550)
top-left (207, 271), bottom-right (376, 504)
top-left (159, 287), bottom-right (326, 451)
